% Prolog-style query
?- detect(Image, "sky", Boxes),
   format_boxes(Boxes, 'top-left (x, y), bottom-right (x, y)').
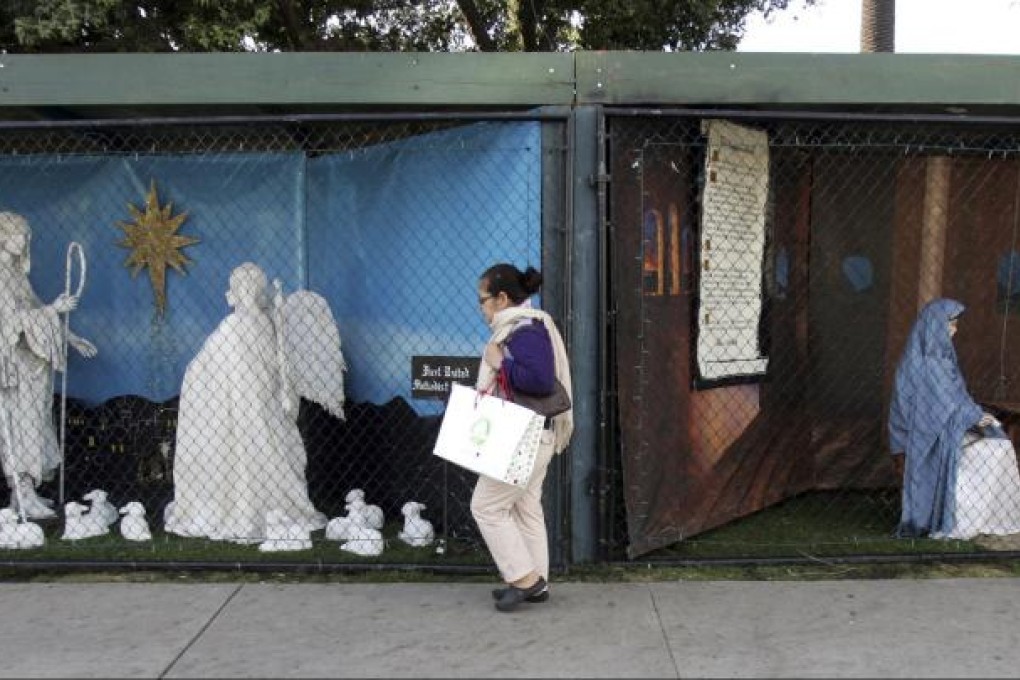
top-left (738, 0), bottom-right (1020, 54)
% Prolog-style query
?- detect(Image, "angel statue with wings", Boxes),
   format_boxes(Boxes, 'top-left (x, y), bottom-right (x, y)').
top-left (164, 262), bottom-right (347, 543)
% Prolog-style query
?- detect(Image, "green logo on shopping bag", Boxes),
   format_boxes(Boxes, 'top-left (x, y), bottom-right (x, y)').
top-left (470, 416), bottom-right (491, 448)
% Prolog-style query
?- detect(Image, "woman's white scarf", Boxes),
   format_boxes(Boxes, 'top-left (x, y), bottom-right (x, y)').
top-left (476, 305), bottom-right (574, 454)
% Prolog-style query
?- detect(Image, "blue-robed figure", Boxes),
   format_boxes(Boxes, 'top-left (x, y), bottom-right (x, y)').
top-left (888, 298), bottom-right (997, 537)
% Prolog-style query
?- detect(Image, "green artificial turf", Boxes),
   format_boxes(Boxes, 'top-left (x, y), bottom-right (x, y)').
top-left (0, 519), bottom-right (491, 567)
top-left (636, 490), bottom-right (983, 561)
top-left (1, 489), bottom-right (1013, 582)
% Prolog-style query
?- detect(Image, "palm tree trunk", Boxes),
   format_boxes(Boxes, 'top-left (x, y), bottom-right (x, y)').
top-left (860, 0), bottom-right (895, 52)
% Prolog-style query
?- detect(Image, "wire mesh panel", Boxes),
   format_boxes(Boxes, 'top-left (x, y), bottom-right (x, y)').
top-left (604, 112), bottom-right (1020, 562)
top-left (0, 114), bottom-right (568, 566)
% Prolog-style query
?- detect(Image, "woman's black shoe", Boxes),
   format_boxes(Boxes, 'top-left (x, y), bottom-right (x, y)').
top-left (491, 585), bottom-right (549, 603)
top-left (494, 577), bottom-right (548, 612)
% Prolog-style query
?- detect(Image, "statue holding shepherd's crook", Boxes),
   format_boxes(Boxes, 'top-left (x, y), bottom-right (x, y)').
top-left (0, 212), bottom-right (96, 520)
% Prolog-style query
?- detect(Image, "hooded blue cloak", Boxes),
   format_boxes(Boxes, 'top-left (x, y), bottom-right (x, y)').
top-left (888, 298), bottom-right (983, 537)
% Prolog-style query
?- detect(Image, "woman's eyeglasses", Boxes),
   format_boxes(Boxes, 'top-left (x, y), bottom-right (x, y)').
top-left (478, 295), bottom-right (493, 306)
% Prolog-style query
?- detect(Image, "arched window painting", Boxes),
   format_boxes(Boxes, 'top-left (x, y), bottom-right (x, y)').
top-left (668, 204), bottom-right (682, 295)
top-left (997, 251), bottom-right (1020, 312)
top-left (642, 209), bottom-right (664, 295)
top-left (643, 205), bottom-right (686, 297)
top-left (681, 223), bottom-right (693, 295)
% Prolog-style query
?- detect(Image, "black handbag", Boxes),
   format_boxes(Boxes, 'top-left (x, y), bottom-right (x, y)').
top-left (498, 367), bottom-right (572, 418)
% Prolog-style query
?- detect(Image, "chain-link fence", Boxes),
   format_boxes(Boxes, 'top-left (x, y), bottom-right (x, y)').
top-left (0, 113), bottom-right (570, 567)
top-left (9, 106), bottom-right (1020, 570)
top-left (603, 111), bottom-right (1020, 562)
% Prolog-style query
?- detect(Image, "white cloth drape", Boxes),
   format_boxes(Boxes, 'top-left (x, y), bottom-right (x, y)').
top-left (933, 432), bottom-right (1020, 540)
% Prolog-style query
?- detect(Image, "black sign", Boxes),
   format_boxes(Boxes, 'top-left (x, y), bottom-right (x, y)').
top-left (411, 355), bottom-right (478, 399)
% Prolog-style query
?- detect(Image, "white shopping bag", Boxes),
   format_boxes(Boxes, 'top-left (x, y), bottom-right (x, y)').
top-left (433, 383), bottom-right (545, 487)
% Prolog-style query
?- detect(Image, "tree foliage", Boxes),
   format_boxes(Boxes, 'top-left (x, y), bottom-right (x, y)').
top-left (0, 0), bottom-right (814, 53)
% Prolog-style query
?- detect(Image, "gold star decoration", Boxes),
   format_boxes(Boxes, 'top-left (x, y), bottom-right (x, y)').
top-left (115, 180), bottom-right (198, 317)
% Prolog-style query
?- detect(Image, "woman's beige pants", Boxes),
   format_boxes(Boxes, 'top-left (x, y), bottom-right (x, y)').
top-left (470, 429), bottom-right (556, 583)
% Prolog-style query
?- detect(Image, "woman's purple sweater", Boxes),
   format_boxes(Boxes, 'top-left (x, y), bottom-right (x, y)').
top-left (501, 319), bottom-right (556, 396)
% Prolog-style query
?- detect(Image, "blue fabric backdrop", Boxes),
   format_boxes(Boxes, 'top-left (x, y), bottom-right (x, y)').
top-left (0, 122), bottom-right (540, 414)
top-left (307, 122), bottom-right (541, 412)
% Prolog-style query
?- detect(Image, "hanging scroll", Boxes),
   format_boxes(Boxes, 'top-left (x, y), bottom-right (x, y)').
top-left (696, 120), bottom-right (770, 382)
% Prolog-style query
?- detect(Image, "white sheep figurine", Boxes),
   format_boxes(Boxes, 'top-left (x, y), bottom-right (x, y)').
top-left (83, 489), bottom-right (119, 527)
top-left (346, 497), bottom-right (384, 531)
top-left (258, 509), bottom-right (312, 552)
top-left (0, 509), bottom-right (22, 549)
top-left (118, 502), bottom-right (151, 542)
top-left (0, 508), bottom-right (44, 549)
top-left (61, 501), bottom-right (108, 540)
top-left (339, 525), bottom-right (384, 556)
top-left (324, 509), bottom-right (368, 542)
top-left (397, 501), bottom-right (434, 548)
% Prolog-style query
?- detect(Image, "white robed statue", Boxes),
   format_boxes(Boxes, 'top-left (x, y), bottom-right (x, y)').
top-left (0, 212), bottom-right (97, 520)
top-left (164, 262), bottom-right (346, 543)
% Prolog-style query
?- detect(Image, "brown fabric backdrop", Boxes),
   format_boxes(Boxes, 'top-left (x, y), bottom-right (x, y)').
top-left (609, 130), bottom-right (1020, 558)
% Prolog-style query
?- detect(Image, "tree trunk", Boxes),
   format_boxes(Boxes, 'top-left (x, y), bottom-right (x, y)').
top-left (276, 0), bottom-right (309, 51)
top-left (455, 0), bottom-right (497, 51)
top-left (519, 0), bottom-right (539, 51)
top-left (860, 0), bottom-right (895, 53)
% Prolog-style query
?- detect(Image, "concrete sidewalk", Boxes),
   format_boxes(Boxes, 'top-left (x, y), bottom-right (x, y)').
top-left (2, 578), bottom-right (1019, 678)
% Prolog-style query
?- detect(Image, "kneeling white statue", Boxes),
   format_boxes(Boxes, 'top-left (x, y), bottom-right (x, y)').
top-left (165, 262), bottom-right (346, 544)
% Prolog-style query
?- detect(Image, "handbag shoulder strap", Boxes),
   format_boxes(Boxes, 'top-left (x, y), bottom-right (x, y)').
top-left (496, 364), bottom-right (515, 402)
